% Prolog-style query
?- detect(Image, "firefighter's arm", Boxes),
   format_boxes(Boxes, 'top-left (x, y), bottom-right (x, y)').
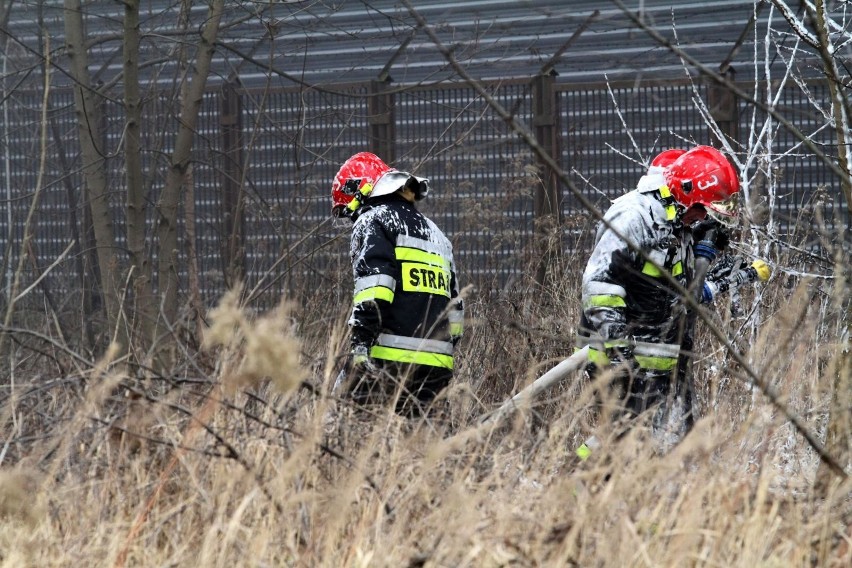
top-left (581, 211), bottom-right (653, 364)
top-left (448, 262), bottom-right (464, 345)
top-left (581, 230), bottom-right (631, 343)
top-left (349, 219), bottom-right (398, 355)
top-left (581, 203), bottom-right (655, 340)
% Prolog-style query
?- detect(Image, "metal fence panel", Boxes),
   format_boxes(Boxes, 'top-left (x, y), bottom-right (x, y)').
top-left (0, 77), bottom-right (846, 318)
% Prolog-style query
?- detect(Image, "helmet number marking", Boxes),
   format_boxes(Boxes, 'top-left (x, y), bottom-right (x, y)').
top-left (697, 175), bottom-right (719, 192)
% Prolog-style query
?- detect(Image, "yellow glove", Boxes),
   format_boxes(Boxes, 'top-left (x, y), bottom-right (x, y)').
top-left (750, 259), bottom-right (771, 282)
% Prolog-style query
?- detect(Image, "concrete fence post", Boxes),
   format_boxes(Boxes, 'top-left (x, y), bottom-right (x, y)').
top-left (368, 78), bottom-right (395, 163)
top-left (220, 77), bottom-right (246, 287)
top-left (532, 71), bottom-right (563, 285)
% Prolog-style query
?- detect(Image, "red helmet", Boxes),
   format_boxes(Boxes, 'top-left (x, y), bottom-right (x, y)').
top-left (331, 152), bottom-right (431, 218)
top-left (650, 148), bottom-right (685, 169)
top-left (664, 145), bottom-right (740, 217)
top-left (331, 152), bottom-right (393, 218)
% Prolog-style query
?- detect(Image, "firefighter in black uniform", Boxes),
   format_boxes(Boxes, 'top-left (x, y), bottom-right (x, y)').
top-left (331, 152), bottom-right (464, 417)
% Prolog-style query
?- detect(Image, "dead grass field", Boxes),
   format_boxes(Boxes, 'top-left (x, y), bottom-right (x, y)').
top-left (0, 242), bottom-right (850, 567)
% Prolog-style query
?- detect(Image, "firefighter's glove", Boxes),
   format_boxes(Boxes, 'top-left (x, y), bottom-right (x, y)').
top-left (712, 225), bottom-right (731, 252)
top-left (692, 218), bottom-right (727, 246)
top-left (750, 259), bottom-right (771, 282)
top-left (350, 345), bottom-right (376, 372)
top-left (691, 218), bottom-right (716, 241)
top-left (725, 259), bottom-right (771, 289)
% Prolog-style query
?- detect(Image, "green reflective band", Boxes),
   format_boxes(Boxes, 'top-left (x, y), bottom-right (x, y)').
top-left (642, 261), bottom-right (682, 277)
top-left (450, 322), bottom-right (463, 337)
top-left (665, 205), bottom-right (676, 220)
top-left (353, 286), bottom-right (394, 304)
top-left (642, 262), bottom-right (663, 277)
top-left (370, 346), bottom-right (454, 369)
top-left (659, 185), bottom-right (672, 199)
top-left (635, 355), bottom-right (677, 371)
top-left (587, 294), bottom-right (626, 308)
top-left (395, 246), bottom-right (449, 269)
top-left (576, 443), bottom-right (593, 461)
top-left (585, 347), bottom-right (610, 367)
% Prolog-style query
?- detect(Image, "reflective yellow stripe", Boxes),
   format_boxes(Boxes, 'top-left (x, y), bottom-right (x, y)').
top-left (642, 261), bottom-right (682, 278)
top-left (587, 294), bottom-right (626, 308)
top-left (370, 346), bottom-right (454, 369)
top-left (576, 443), bottom-right (593, 461)
top-left (346, 182), bottom-right (374, 212)
top-left (395, 246), bottom-right (449, 269)
top-left (658, 186), bottom-right (676, 219)
top-left (642, 262), bottom-right (663, 277)
top-left (584, 347), bottom-right (610, 367)
top-left (353, 286), bottom-right (394, 304)
top-left (346, 196), bottom-right (362, 212)
top-left (450, 322), bottom-right (463, 337)
top-left (635, 355), bottom-right (678, 371)
top-left (574, 338), bottom-right (677, 371)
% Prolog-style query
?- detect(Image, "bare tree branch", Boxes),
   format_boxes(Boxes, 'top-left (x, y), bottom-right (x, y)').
top-left (405, 0), bottom-right (848, 478)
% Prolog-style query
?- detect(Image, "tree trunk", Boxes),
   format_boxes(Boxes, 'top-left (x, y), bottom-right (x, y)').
top-left (811, 0), bottom-right (852, 489)
top-left (63, 0), bottom-right (124, 348)
top-left (123, 0), bottom-right (156, 352)
top-left (155, 0), bottom-right (225, 345)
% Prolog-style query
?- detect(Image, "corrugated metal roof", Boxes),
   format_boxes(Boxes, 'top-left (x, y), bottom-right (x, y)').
top-left (2, 1), bottom-right (806, 89)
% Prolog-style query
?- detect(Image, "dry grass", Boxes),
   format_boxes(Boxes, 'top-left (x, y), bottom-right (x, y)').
top-left (0, 242), bottom-right (850, 567)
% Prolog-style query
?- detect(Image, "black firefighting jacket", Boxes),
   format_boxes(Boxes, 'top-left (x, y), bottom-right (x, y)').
top-left (349, 194), bottom-right (463, 370)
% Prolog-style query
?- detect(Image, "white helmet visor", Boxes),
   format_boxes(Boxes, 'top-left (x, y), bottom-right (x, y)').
top-left (370, 171), bottom-right (430, 200)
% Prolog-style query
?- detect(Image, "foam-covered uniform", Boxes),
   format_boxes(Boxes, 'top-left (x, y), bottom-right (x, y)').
top-left (330, 152), bottom-right (463, 417)
top-left (575, 145), bottom-right (745, 431)
top-left (348, 193), bottom-right (463, 415)
top-left (575, 170), bottom-right (696, 422)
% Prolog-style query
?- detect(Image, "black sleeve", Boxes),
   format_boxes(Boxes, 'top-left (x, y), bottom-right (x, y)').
top-left (349, 215), bottom-right (399, 349)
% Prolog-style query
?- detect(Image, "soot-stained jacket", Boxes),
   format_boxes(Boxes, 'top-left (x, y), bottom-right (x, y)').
top-left (577, 173), bottom-right (695, 374)
top-left (349, 194), bottom-right (463, 371)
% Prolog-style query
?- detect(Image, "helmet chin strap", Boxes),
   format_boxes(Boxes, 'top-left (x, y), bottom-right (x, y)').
top-left (680, 204), bottom-right (707, 225)
top-left (341, 181), bottom-right (375, 220)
